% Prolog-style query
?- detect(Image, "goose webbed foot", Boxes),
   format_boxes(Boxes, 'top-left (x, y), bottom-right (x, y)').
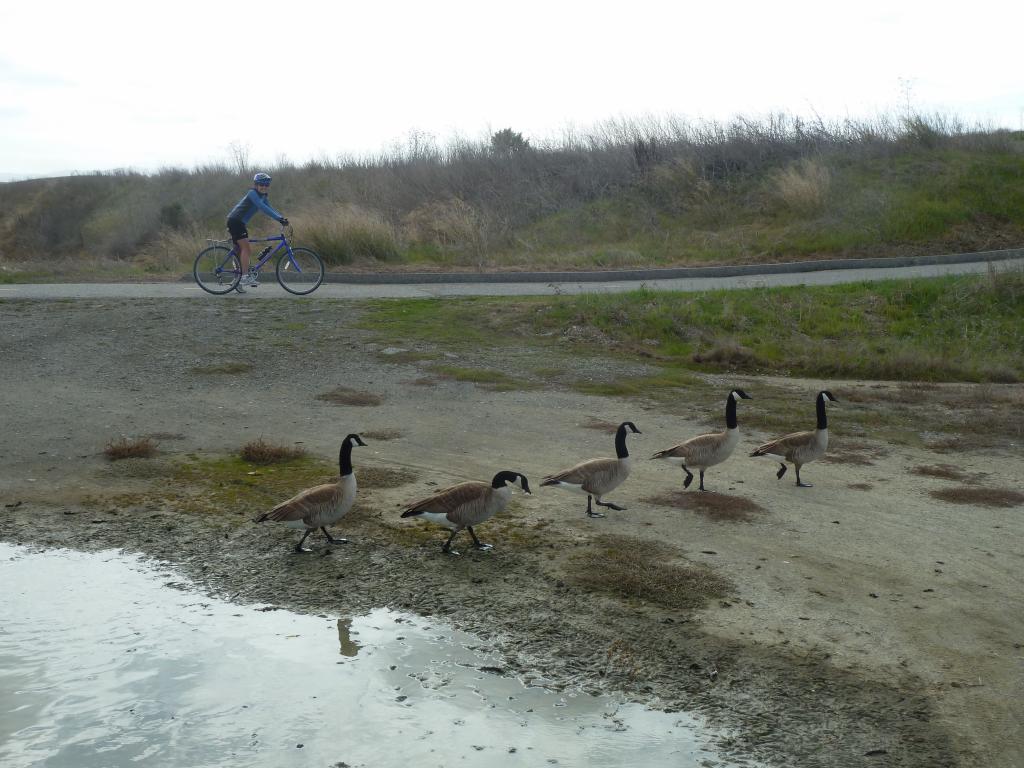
top-left (682, 467), bottom-right (694, 489)
top-left (468, 527), bottom-right (493, 551)
top-left (776, 463), bottom-right (788, 480)
top-left (294, 531), bottom-right (314, 553)
top-left (321, 527), bottom-right (349, 544)
top-left (595, 500), bottom-right (625, 512)
top-left (586, 510), bottom-right (606, 518)
top-left (795, 468), bottom-right (812, 487)
top-left (441, 530), bottom-right (462, 555)
top-left (797, 481), bottom-right (814, 488)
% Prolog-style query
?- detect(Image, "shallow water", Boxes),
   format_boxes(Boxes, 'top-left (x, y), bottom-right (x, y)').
top-left (0, 543), bottom-right (753, 767)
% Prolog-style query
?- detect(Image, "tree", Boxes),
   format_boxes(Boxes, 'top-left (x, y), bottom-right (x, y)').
top-left (490, 128), bottom-right (530, 156)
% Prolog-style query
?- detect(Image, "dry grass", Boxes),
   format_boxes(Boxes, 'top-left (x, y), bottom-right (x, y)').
top-left (104, 437), bottom-right (158, 460)
top-left (360, 428), bottom-right (404, 441)
top-left (191, 363), bottom-right (253, 375)
top-left (769, 158), bottom-right (831, 214)
top-left (581, 417), bottom-right (621, 434)
top-left (239, 438), bottom-right (308, 465)
top-left (332, 466), bottom-right (419, 489)
top-left (928, 486), bottom-right (1024, 508)
top-left (566, 535), bottom-right (733, 610)
top-left (316, 387), bottom-right (384, 406)
top-left (643, 490), bottom-right (767, 522)
top-left (911, 464), bottom-right (976, 482)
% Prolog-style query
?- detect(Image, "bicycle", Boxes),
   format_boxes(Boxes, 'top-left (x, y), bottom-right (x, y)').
top-left (193, 228), bottom-right (325, 296)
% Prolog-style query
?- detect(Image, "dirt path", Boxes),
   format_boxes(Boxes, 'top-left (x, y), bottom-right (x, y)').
top-left (1, 297), bottom-right (1022, 767)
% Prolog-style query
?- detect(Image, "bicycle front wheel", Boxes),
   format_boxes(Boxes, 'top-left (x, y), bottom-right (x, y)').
top-left (276, 247), bottom-right (325, 295)
top-left (193, 245), bottom-right (241, 295)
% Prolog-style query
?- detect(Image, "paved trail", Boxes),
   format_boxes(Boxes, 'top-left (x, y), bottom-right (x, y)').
top-left (1, 257), bottom-right (1021, 299)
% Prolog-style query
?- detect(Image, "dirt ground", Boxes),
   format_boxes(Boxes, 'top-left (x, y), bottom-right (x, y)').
top-left (1, 297), bottom-right (1022, 768)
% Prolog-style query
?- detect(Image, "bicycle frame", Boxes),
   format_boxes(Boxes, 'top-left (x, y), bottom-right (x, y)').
top-left (239, 232), bottom-right (300, 274)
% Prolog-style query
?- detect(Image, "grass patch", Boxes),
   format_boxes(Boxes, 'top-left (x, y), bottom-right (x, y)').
top-left (928, 487), bottom-right (1024, 508)
top-left (361, 268), bottom-right (1024, 385)
top-left (316, 387), bottom-right (384, 406)
top-left (104, 437), bottom-right (158, 460)
top-left (360, 428), bottom-right (404, 441)
top-left (643, 491), bottom-right (767, 522)
top-left (566, 534), bottom-right (733, 610)
top-left (429, 365), bottom-right (533, 391)
top-left (239, 437), bottom-right (308, 465)
top-left (191, 363), bottom-right (253, 375)
top-left (357, 466), bottom-right (419, 489)
top-left (911, 464), bottom-right (976, 482)
top-left (847, 483), bottom-right (873, 491)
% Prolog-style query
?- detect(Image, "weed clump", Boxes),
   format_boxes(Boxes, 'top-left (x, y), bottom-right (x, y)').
top-left (104, 437), bottom-right (158, 460)
top-left (929, 486), bottom-right (1024, 508)
top-left (316, 387), bottom-right (384, 406)
top-left (239, 438), bottom-right (308, 465)
top-left (567, 535), bottom-right (732, 610)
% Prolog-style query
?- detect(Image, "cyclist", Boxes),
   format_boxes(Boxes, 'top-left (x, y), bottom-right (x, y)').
top-left (226, 172), bottom-right (289, 292)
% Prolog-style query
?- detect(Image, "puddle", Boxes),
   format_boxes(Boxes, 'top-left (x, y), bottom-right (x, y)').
top-left (0, 543), bottom-right (758, 767)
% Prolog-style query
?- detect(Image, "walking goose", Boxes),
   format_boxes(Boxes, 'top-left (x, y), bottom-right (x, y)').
top-left (541, 421), bottom-right (641, 518)
top-left (400, 470), bottom-right (531, 555)
top-left (750, 390), bottom-right (837, 487)
top-left (253, 433), bottom-right (367, 552)
top-left (652, 389), bottom-right (752, 491)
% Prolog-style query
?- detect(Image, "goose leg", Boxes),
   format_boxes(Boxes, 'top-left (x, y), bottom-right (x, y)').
top-left (441, 529), bottom-right (461, 556)
top-left (795, 466), bottom-right (813, 488)
top-left (295, 529), bottom-right (314, 553)
top-left (776, 463), bottom-right (787, 480)
top-left (468, 526), bottom-right (492, 551)
top-left (698, 470), bottom-right (707, 492)
top-left (682, 466), bottom-right (694, 489)
top-left (585, 495), bottom-right (605, 518)
top-left (321, 527), bottom-right (349, 544)
top-left (595, 499), bottom-right (625, 512)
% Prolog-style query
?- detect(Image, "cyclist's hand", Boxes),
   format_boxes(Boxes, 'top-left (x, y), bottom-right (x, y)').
top-left (280, 217), bottom-right (289, 226)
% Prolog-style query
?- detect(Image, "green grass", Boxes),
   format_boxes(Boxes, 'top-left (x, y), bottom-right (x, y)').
top-left (362, 269), bottom-right (1024, 384)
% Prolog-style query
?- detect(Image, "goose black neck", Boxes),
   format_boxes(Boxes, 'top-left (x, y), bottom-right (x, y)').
top-left (615, 424), bottom-right (630, 459)
top-left (339, 439), bottom-right (355, 476)
top-left (726, 394), bottom-right (739, 429)
top-left (492, 471), bottom-right (518, 488)
top-left (816, 394), bottom-right (828, 430)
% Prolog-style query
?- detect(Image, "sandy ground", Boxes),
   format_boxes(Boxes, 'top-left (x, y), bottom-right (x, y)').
top-left (1, 297), bottom-right (1022, 768)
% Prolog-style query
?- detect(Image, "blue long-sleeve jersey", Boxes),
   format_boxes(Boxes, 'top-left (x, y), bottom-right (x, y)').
top-left (227, 189), bottom-right (286, 224)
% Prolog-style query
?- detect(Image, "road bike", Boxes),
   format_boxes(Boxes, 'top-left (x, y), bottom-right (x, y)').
top-left (193, 229), bottom-right (325, 296)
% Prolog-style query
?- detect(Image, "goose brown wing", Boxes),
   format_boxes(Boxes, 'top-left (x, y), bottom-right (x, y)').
top-left (751, 430), bottom-right (813, 458)
top-left (264, 483), bottom-right (339, 522)
top-left (542, 457), bottom-right (615, 486)
top-left (652, 432), bottom-right (721, 461)
top-left (401, 481), bottom-right (487, 517)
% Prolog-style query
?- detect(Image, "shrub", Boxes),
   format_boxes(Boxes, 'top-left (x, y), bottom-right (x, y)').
top-left (104, 437), bottom-right (158, 460)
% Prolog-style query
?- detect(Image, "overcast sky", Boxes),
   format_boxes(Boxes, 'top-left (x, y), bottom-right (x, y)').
top-left (3, 0), bottom-right (1022, 178)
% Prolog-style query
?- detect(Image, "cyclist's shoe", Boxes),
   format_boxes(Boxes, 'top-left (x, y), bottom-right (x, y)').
top-left (234, 282), bottom-right (247, 294)
top-left (240, 274), bottom-right (259, 288)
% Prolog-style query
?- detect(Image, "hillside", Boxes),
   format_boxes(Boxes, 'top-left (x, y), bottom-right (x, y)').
top-left (1, 113), bottom-right (1023, 280)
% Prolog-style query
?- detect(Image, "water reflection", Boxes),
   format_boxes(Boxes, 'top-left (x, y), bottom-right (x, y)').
top-left (336, 618), bottom-right (361, 657)
top-left (0, 543), bottom-right (759, 767)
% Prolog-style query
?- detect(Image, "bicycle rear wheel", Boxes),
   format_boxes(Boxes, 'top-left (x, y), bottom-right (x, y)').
top-left (193, 245), bottom-right (241, 295)
top-left (276, 247), bottom-right (325, 295)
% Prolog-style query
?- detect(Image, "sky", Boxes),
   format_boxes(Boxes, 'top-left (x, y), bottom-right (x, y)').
top-left (3, 0), bottom-right (1023, 179)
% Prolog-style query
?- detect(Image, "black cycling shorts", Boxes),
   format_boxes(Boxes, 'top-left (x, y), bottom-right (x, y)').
top-left (226, 218), bottom-right (249, 244)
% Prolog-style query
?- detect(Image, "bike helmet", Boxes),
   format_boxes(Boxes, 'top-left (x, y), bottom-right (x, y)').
top-left (253, 172), bottom-right (272, 186)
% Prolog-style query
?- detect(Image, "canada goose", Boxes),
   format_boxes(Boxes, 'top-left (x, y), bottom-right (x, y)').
top-left (400, 470), bottom-right (531, 555)
top-left (253, 433), bottom-right (367, 552)
top-left (750, 390), bottom-right (837, 487)
top-left (541, 421), bottom-right (641, 518)
top-left (652, 389), bottom-right (752, 491)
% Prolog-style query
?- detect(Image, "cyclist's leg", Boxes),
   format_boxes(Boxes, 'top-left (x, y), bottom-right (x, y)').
top-left (227, 218), bottom-right (251, 273)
